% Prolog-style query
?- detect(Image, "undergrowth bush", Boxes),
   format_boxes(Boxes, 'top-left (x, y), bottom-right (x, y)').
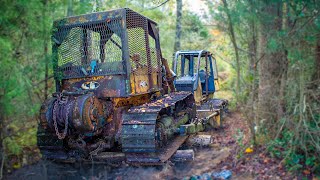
top-left (267, 118), bottom-right (320, 174)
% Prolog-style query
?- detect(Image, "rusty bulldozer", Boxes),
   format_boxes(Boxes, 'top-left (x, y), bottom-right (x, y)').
top-left (38, 8), bottom-right (228, 165)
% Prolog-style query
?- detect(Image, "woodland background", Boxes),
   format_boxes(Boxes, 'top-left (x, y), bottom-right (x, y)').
top-left (0, 0), bottom-right (319, 177)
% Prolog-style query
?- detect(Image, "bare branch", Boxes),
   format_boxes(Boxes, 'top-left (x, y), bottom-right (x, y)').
top-left (236, 46), bottom-right (255, 56)
top-left (288, 10), bottom-right (320, 36)
top-left (148, 0), bottom-right (170, 10)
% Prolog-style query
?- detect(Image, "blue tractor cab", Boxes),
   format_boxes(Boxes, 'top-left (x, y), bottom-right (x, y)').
top-left (173, 50), bottom-right (219, 103)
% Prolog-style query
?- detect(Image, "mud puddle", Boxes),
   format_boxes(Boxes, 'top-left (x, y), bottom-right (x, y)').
top-left (7, 146), bottom-right (230, 180)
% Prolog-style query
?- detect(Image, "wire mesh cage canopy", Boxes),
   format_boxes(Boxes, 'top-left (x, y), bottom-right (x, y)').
top-left (52, 8), bottom-right (162, 80)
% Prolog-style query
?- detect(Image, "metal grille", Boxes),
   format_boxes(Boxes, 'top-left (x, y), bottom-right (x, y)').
top-left (54, 19), bottom-right (125, 79)
top-left (126, 9), bottom-right (160, 75)
top-left (149, 35), bottom-right (161, 73)
top-left (53, 8), bottom-right (161, 81)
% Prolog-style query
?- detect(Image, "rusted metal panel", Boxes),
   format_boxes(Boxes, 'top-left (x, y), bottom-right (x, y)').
top-left (92, 152), bottom-right (125, 162)
top-left (128, 91), bottom-right (193, 113)
top-left (125, 135), bottom-right (189, 165)
top-left (171, 149), bottom-right (195, 162)
top-left (112, 93), bottom-right (156, 107)
top-left (62, 75), bottom-right (127, 98)
top-left (40, 94), bottom-right (106, 136)
top-left (56, 9), bottom-right (125, 26)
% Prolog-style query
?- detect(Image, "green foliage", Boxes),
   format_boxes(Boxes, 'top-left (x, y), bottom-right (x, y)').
top-left (3, 122), bottom-right (37, 157)
top-left (0, 0), bottom-right (64, 170)
top-left (267, 121), bottom-right (320, 173)
top-left (3, 138), bottom-right (21, 156)
top-left (267, 38), bottom-right (279, 53)
top-left (234, 129), bottom-right (245, 158)
top-left (210, 0), bottom-right (320, 175)
top-left (182, 11), bottom-right (209, 38)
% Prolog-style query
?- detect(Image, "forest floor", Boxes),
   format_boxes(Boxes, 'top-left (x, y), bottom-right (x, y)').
top-left (6, 111), bottom-right (294, 180)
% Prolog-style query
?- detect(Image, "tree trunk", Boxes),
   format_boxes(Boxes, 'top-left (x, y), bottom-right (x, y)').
top-left (248, 0), bottom-right (257, 74)
top-left (248, 0), bottom-right (258, 145)
top-left (43, 0), bottom-right (49, 100)
top-left (0, 95), bottom-right (4, 180)
top-left (257, 1), bottom-right (285, 132)
top-left (96, 0), bottom-right (103, 11)
top-left (174, 0), bottom-right (182, 52)
top-left (67, 0), bottom-right (73, 17)
top-left (314, 35), bottom-right (320, 81)
top-left (277, 2), bottom-right (289, 120)
top-left (222, 0), bottom-right (241, 103)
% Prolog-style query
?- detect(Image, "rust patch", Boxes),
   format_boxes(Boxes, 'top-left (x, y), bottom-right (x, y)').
top-left (112, 93), bottom-right (154, 108)
top-left (61, 75), bottom-right (126, 98)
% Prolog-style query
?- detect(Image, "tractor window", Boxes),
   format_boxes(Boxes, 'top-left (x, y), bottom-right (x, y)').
top-left (212, 57), bottom-right (218, 80)
top-left (176, 55), bottom-right (195, 78)
top-left (199, 56), bottom-right (212, 76)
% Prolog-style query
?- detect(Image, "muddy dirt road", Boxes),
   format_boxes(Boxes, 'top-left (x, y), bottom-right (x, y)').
top-left (7, 112), bottom-right (250, 180)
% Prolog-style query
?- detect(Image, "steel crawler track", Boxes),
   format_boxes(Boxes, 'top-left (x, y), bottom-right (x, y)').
top-left (122, 91), bottom-right (195, 164)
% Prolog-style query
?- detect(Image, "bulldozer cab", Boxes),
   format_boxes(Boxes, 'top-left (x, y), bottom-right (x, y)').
top-left (51, 8), bottom-right (162, 98)
top-left (173, 50), bottom-right (219, 103)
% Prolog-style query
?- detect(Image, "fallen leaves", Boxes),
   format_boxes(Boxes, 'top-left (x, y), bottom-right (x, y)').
top-left (263, 157), bottom-right (271, 164)
top-left (303, 169), bottom-right (311, 175)
top-left (206, 112), bottom-right (297, 179)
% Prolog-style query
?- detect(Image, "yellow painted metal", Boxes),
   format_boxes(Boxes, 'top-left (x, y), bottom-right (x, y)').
top-left (215, 113), bottom-right (221, 127)
top-left (134, 74), bottom-right (149, 93)
top-left (208, 93), bottom-right (214, 99)
top-left (151, 73), bottom-right (159, 89)
top-left (194, 81), bottom-right (203, 105)
top-left (63, 76), bottom-right (105, 84)
top-left (214, 79), bottom-right (220, 91)
top-left (130, 67), bottom-right (149, 94)
top-left (130, 73), bottom-right (136, 94)
top-left (130, 67), bottom-right (159, 95)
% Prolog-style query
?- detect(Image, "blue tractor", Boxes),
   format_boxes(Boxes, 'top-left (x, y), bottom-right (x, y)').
top-left (173, 50), bottom-right (228, 125)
